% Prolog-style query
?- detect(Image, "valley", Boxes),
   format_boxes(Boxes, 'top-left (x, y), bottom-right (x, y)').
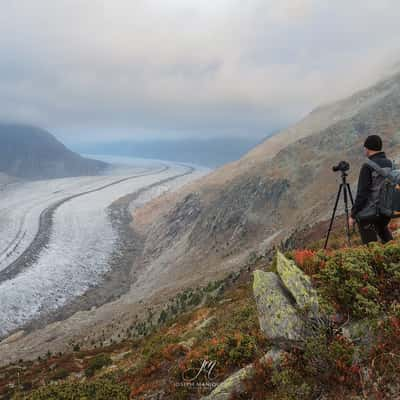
top-left (0, 159), bottom-right (209, 342)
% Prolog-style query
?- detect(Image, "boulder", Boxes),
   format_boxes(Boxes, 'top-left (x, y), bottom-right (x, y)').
top-left (253, 251), bottom-right (324, 348)
top-left (276, 250), bottom-right (319, 317)
top-left (202, 252), bottom-right (325, 400)
top-left (253, 270), bottom-right (305, 349)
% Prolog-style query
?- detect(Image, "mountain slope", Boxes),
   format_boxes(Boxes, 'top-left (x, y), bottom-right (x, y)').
top-left (0, 124), bottom-right (107, 179)
top-left (132, 70), bottom-right (400, 293)
top-left (2, 223), bottom-right (399, 399)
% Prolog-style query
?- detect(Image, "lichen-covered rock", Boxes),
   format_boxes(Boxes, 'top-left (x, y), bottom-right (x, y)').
top-left (201, 363), bottom-right (254, 400)
top-left (253, 270), bottom-right (305, 348)
top-left (200, 347), bottom-right (284, 400)
top-left (178, 337), bottom-right (197, 351)
top-left (342, 319), bottom-right (376, 351)
top-left (276, 251), bottom-right (319, 317)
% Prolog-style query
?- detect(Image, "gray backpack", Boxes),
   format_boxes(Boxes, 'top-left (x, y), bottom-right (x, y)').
top-left (364, 159), bottom-right (400, 219)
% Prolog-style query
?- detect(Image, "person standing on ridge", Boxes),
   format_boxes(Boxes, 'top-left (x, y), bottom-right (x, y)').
top-left (349, 134), bottom-right (394, 244)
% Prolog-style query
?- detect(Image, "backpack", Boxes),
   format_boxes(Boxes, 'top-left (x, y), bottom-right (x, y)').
top-left (365, 159), bottom-right (400, 219)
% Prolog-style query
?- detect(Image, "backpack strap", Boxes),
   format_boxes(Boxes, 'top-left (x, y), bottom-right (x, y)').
top-left (365, 159), bottom-right (390, 178)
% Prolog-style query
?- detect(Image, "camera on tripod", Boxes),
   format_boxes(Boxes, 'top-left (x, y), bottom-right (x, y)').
top-left (332, 161), bottom-right (350, 173)
top-left (325, 160), bottom-right (355, 249)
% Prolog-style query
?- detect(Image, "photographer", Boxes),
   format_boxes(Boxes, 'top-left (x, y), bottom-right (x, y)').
top-left (349, 135), bottom-right (393, 244)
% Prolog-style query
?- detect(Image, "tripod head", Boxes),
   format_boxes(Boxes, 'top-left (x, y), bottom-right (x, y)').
top-left (339, 169), bottom-right (349, 182)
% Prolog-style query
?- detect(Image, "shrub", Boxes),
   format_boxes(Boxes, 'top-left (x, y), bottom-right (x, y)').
top-left (188, 291), bottom-right (202, 306)
top-left (271, 364), bottom-right (313, 400)
top-left (363, 301), bottom-right (400, 397)
top-left (49, 368), bottom-right (70, 381)
top-left (13, 376), bottom-right (130, 400)
top-left (206, 332), bottom-right (258, 368)
top-left (301, 332), bottom-right (360, 391)
top-left (315, 242), bottom-right (400, 318)
top-left (158, 309), bottom-right (168, 325)
top-left (293, 249), bottom-right (317, 275)
top-left (84, 354), bottom-right (112, 378)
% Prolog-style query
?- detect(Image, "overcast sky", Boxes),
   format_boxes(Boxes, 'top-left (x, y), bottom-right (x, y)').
top-left (0, 0), bottom-right (399, 143)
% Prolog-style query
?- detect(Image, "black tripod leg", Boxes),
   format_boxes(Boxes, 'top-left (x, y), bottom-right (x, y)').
top-left (346, 183), bottom-right (354, 206)
top-left (343, 184), bottom-right (352, 246)
top-left (324, 184), bottom-right (343, 249)
top-left (346, 183), bottom-right (357, 234)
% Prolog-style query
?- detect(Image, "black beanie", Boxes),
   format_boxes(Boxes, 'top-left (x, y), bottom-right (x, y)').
top-left (364, 135), bottom-right (382, 151)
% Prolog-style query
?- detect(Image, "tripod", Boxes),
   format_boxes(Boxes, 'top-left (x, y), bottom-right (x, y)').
top-left (324, 170), bottom-right (355, 249)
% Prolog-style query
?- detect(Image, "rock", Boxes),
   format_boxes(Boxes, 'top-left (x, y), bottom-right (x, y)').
top-left (200, 347), bottom-right (284, 400)
top-left (0, 331), bottom-right (25, 345)
top-left (218, 298), bottom-right (232, 305)
top-left (178, 337), bottom-right (197, 350)
top-left (110, 351), bottom-right (131, 362)
top-left (259, 346), bottom-right (284, 368)
top-left (252, 251), bottom-right (324, 348)
top-left (342, 319), bottom-right (376, 354)
top-left (194, 316), bottom-right (217, 332)
top-left (201, 364), bottom-right (254, 400)
top-left (253, 270), bottom-right (305, 349)
top-left (276, 251), bottom-right (319, 317)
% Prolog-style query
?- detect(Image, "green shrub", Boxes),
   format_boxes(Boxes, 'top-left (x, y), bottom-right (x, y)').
top-left (158, 309), bottom-right (168, 325)
top-left (13, 376), bottom-right (129, 400)
top-left (364, 301), bottom-right (400, 396)
top-left (140, 332), bottom-right (180, 365)
top-left (315, 242), bottom-right (400, 318)
top-left (207, 332), bottom-right (258, 368)
top-left (49, 368), bottom-right (70, 381)
top-left (84, 354), bottom-right (112, 378)
top-left (188, 291), bottom-right (202, 306)
top-left (271, 367), bottom-right (313, 400)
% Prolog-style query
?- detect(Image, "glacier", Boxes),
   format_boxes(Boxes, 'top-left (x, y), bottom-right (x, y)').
top-left (0, 158), bottom-right (209, 338)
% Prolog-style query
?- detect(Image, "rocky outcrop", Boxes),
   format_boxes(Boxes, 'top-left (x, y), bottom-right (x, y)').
top-left (201, 251), bottom-right (325, 399)
top-left (143, 193), bottom-right (202, 260)
top-left (253, 251), bottom-right (323, 350)
top-left (275, 251), bottom-right (319, 318)
top-left (200, 347), bottom-right (284, 400)
top-left (253, 269), bottom-right (306, 348)
top-left (187, 176), bottom-right (291, 251)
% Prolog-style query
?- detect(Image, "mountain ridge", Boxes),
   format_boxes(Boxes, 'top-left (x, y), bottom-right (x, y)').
top-left (71, 137), bottom-right (263, 168)
top-left (0, 123), bottom-right (108, 180)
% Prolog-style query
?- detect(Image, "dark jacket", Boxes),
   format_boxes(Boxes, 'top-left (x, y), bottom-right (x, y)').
top-left (351, 151), bottom-right (392, 218)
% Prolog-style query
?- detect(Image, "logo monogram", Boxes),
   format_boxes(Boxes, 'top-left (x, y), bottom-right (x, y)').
top-left (182, 360), bottom-right (218, 382)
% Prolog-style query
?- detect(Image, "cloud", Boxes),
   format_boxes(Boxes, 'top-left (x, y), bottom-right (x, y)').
top-left (0, 0), bottom-right (399, 142)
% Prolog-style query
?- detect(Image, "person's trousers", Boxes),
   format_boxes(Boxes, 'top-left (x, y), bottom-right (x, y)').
top-left (357, 216), bottom-right (393, 245)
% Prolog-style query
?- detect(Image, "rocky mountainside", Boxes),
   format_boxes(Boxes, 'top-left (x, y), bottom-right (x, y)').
top-left (132, 70), bottom-right (400, 292)
top-left (0, 124), bottom-right (107, 180)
